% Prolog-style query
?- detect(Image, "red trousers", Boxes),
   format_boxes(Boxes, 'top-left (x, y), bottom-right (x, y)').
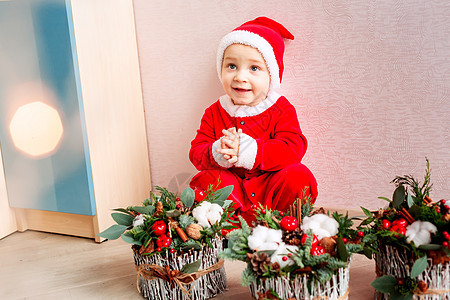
top-left (190, 163), bottom-right (318, 224)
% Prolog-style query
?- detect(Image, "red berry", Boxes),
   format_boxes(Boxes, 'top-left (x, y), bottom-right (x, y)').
top-left (342, 238), bottom-right (348, 243)
top-left (443, 231), bottom-right (449, 239)
top-left (436, 208), bottom-right (441, 213)
top-left (382, 219), bottom-right (391, 230)
top-left (441, 199), bottom-right (446, 204)
top-left (156, 247), bottom-right (162, 252)
top-left (261, 209), bottom-right (267, 214)
top-left (393, 218), bottom-right (407, 228)
top-left (445, 205), bottom-right (450, 210)
top-left (397, 278), bottom-right (404, 285)
top-left (311, 245), bottom-right (325, 256)
top-left (279, 211), bottom-right (285, 216)
top-left (162, 237), bottom-right (172, 248)
top-left (151, 220), bottom-right (167, 236)
top-left (176, 197), bottom-right (181, 201)
top-left (282, 256), bottom-right (288, 261)
top-left (280, 216), bottom-right (298, 232)
top-left (357, 231), bottom-right (364, 237)
top-left (170, 248), bottom-right (175, 254)
top-left (398, 227), bottom-right (406, 235)
top-left (443, 241), bottom-right (449, 247)
top-left (176, 204), bottom-right (181, 209)
top-left (301, 234), bottom-right (319, 247)
top-left (251, 204), bottom-right (257, 209)
top-left (288, 253), bottom-right (292, 257)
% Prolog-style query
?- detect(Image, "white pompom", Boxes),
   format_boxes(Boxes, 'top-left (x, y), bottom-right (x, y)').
top-left (247, 225), bottom-right (282, 251)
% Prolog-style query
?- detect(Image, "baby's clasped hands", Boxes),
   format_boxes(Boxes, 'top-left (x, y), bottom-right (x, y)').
top-left (217, 127), bottom-right (242, 164)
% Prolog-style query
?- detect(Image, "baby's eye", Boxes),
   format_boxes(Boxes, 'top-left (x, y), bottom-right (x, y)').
top-left (250, 66), bottom-right (260, 72)
top-left (228, 64), bottom-right (237, 70)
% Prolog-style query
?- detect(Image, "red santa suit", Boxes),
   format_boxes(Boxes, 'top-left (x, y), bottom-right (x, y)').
top-left (189, 90), bottom-right (318, 220)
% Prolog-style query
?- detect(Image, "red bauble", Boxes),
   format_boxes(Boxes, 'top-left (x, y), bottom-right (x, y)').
top-left (357, 231), bottom-right (364, 237)
top-left (280, 216), bottom-right (298, 232)
top-left (282, 256), bottom-right (288, 261)
top-left (151, 220), bottom-right (167, 236)
top-left (170, 248), bottom-right (176, 254)
top-left (279, 211), bottom-right (284, 216)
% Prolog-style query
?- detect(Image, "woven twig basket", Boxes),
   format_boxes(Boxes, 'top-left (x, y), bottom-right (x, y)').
top-left (374, 244), bottom-right (450, 300)
top-left (249, 267), bottom-right (350, 300)
top-left (133, 237), bottom-right (227, 300)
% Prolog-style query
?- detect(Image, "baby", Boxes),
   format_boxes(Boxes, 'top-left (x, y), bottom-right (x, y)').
top-left (189, 17), bottom-right (318, 222)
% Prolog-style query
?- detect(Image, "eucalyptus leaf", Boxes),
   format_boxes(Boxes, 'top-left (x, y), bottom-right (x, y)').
top-left (111, 213), bottom-right (134, 226)
top-left (418, 244), bottom-right (441, 251)
top-left (181, 187), bottom-right (195, 208)
top-left (133, 205), bottom-right (155, 215)
top-left (166, 209), bottom-right (181, 218)
top-left (408, 205), bottom-right (421, 219)
top-left (337, 238), bottom-right (348, 261)
top-left (213, 185), bottom-right (233, 201)
top-left (214, 199), bottom-right (225, 207)
top-left (360, 206), bottom-right (372, 217)
top-left (406, 193), bottom-right (414, 208)
top-left (121, 234), bottom-right (142, 245)
top-left (378, 197), bottom-right (392, 203)
top-left (96, 224), bottom-right (128, 240)
top-left (410, 255), bottom-right (428, 278)
top-left (113, 208), bottom-right (133, 215)
top-left (392, 185), bottom-right (405, 208)
top-left (370, 275), bottom-right (397, 293)
top-left (181, 259), bottom-right (201, 274)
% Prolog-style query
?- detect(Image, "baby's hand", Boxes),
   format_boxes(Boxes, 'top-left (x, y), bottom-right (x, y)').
top-left (217, 127), bottom-right (242, 164)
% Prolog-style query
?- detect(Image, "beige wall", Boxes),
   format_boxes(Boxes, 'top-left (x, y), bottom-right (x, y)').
top-left (134, 0), bottom-right (450, 210)
top-left (0, 149), bottom-right (17, 237)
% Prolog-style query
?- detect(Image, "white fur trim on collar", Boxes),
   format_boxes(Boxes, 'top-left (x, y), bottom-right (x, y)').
top-left (217, 30), bottom-right (281, 91)
top-left (219, 90), bottom-right (281, 118)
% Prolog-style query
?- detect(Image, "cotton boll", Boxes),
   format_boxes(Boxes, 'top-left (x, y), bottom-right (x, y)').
top-left (133, 214), bottom-right (145, 227)
top-left (270, 243), bottom-right (298, 268)
top-left (301, 214), bottom-right (339, 240)
top-left (192, 204), bottom-right (210, 228)
top-left (405, 221), bottom-right (437, 247)
top-left (207, 203), bottom-right (223, 224)
top-left (247, 225), bottom-right (282, 251)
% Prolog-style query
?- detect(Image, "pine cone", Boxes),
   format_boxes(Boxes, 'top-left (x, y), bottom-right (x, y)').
top-left (250, 251), bottom-right (272, 276)
top-left (283, 228), bottom-right (303, 246)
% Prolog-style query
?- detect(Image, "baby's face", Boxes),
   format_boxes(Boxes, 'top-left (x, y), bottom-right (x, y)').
top-left (221, 44), bottom-right (270, 107)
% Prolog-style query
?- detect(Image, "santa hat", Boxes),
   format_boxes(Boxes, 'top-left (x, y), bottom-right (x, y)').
top-left (217, 16), bottom-right (294, 91)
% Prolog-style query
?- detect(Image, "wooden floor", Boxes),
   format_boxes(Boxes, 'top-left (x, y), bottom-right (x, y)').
top-left (0, 230), bottom-right (376, 299)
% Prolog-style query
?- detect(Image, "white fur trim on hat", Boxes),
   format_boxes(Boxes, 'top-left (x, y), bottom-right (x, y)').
top-left (219, 89), bottom-right (281, 118)
top-left (212, 139), bottom-right (233, 168)
top-left (235, 133), bottom-right (257, 170)
top-left (217, 30), bottom-right (281, 91)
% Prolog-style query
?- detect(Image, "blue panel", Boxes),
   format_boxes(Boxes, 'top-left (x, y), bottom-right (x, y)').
top-left (0, 0), bottom-right (96, 215)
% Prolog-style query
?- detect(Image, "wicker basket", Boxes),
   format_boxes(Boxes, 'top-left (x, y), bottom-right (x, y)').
top-left (249, 267), bottom-right (350, 300)
top-left (133, 237), bottom-right (227, 300)
top-left (374, 244), bottom-right (450, 300)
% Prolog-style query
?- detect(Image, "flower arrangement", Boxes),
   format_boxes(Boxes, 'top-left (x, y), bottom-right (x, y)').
top-left (97, 183), bottom-right (236, 300)
top-left (358, 159), bottom-right (450, 300)
top-left (219, 195), bottom-right (363, 300)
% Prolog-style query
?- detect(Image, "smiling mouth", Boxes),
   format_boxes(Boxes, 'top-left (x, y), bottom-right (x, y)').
top-left (233, 87), bottom-right (251, 93)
